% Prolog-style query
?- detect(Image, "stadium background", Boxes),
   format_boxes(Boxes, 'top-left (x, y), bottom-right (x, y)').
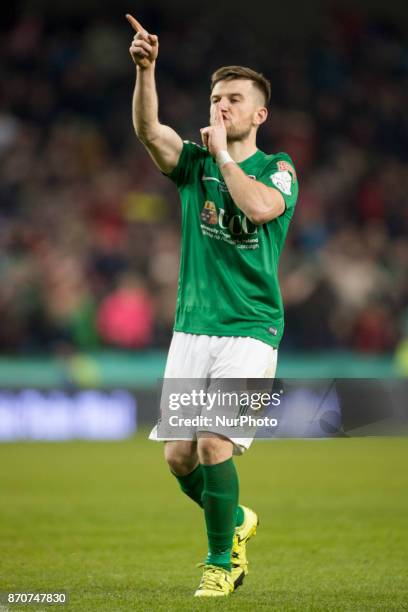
top-left (0, 1), bottom-right (407, 610)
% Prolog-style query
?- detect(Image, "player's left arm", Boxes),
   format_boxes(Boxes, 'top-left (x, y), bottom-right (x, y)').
top-left (218, 163), bottom-right (285, 225)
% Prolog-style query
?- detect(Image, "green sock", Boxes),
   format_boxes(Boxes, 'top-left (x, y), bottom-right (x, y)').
top-left (236, 504), bottom-right (245, 527)
top-left (201, 458), bottom-right (239, 571)
top-left (173, 464), bottom-right (244, 528)
top-left (173, 464), bottom-right (204, 508)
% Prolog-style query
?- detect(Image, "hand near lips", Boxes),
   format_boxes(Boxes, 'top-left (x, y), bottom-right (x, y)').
top-left (200, 103), bottom-right (228, 157)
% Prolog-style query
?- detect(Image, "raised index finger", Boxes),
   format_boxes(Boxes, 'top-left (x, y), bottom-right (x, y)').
top-left (125, 13), bottom-right (147, 35)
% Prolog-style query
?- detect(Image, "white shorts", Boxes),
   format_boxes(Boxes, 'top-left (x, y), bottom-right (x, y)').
top-left (149, 332), bottom-right (278, 454)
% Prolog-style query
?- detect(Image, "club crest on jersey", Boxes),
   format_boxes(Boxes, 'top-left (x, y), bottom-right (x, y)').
top-left (200, 201), bottom-right (218, 225)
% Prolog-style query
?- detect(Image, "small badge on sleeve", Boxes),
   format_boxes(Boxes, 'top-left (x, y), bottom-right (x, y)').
top-left (271, 171), bottom-right (292, 196)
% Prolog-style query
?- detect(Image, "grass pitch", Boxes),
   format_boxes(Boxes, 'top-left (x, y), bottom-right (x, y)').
top-left (0, 435), bottom-right (407, 611)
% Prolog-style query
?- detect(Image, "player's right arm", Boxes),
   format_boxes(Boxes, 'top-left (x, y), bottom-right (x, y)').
top-left (129, 23), bottom-right (183, 175)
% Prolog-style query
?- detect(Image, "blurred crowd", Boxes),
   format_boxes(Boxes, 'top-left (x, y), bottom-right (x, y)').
top-left (0, 8), bottom-right (407, 355)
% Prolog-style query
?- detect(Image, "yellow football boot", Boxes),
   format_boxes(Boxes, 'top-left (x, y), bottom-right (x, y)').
top-left (231, 505), bottom-right (259, 589)
top-left (194, 564), bottom-right (234, 597)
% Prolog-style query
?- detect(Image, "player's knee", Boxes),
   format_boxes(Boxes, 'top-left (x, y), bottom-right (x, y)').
top-left (164, 441), bottom-right (197, 475)
top-left (197, 435), bottom-right (233, 465)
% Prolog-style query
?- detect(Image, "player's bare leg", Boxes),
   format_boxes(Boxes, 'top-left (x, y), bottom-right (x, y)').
top-left (197, 433), bottom-right (233, 465)
top-left (164, 440), bottom-right (198, 476)
top-left (164, 440), bottom-right (208, 509)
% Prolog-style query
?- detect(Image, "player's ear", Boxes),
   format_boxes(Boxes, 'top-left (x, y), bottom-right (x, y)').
top-left (254, 107), bottom-right (268, 126)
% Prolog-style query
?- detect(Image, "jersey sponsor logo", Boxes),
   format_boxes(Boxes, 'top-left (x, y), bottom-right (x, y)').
top-left (200, 201), bottom-right (218, 225)
top-left (218, 208), bottom-right (257, 235)
top-left (277, 160), bottom-right (297, 180)
top-left (271, 170), bottom-right (292, 196)
top-left (199, 201), bottom-right (257, 235)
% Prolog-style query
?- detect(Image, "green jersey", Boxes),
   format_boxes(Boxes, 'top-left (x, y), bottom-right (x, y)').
top-left (166, 141), bottom-right (298, 348)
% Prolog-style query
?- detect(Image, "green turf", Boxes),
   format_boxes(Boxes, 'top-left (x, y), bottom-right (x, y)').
top-left (0, 435), bottom-right (407, 611)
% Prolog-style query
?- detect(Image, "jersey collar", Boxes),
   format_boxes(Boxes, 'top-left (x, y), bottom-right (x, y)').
top-left (237, 149), bottom-right (263, 168)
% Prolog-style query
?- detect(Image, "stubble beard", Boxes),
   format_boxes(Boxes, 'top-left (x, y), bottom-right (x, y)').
top-left (226, 124), bottom-right (253, 143)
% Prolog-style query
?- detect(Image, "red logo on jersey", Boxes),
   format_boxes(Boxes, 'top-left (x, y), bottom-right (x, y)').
top-left (277, 160), bottom-right (297, 180)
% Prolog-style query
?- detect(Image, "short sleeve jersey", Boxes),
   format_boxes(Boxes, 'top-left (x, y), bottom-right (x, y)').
top-left (166, 141), bottom-right (298, 348)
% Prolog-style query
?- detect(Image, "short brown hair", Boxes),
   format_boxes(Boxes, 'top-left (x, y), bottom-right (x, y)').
top-left (211, 66), bottom-right (271, 106)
